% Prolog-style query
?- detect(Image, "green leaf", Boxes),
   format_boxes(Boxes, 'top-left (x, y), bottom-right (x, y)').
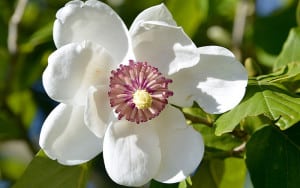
top-left (215, 75), bottom-right (300, 135)
top-left (192, 158), bottom-right (246, 188)
top-left (166, 0), bottom-right (208, 37)
top-left (274, 27), bottom-right (300, 70)
top-left (193, 123), bottom-right (243, 152)
top-left (13, 150), bottom-right (89, 188)
top-left (246, 125), bottom-right (300, 188)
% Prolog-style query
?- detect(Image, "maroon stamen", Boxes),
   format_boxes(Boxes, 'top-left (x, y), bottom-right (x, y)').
top-left (108, 60), bottom-right (173, 124)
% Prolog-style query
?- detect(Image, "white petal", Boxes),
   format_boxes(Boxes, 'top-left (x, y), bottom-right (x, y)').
top-left (103, 120), bottom-right (161, 187)
top-left (151, 106), bottom-right (204, 183)
top-left (43, 41), bottom-right (115, 105)
top-left (130, 21), bottom-right (198, 75)
top-left (54, 0), bottom-right (130, 63)
top-left (39, 103), bottom-right (102, 165)
top-left (84, 85), bottom-right (113, 138)
top-left (170, 46), bottom-right (248, 113)
top-left (130, 3), bottom-right (177, 35)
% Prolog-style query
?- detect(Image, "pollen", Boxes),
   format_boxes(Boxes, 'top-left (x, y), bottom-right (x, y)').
top-left (132, 90), bottom-right (152, 110)
top-left (108, 60), bottom-right (173, 124)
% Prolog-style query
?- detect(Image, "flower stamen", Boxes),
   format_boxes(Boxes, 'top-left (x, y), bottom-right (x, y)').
top-left (108, 60), bottom-right (173, 123)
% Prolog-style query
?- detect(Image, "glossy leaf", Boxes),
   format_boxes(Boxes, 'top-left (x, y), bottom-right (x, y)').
top-left (246, 125), bottom-right (300, 188)
top-left (193, 123), bottom-right (243, 152)
top-left (274, 27), bottom-right (300, 70)
top-left (192, 158), bottom-right (246, 188)
top-left (13, 150), bottom-right (89, 188)
top-left (215, 74), bottom-right (300, 135)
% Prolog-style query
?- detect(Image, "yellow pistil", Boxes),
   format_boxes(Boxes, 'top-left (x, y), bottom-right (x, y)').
top-left (132, 90), bottom-right (152, 110)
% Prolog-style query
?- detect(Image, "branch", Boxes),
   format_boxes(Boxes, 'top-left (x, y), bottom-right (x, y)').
top-left (232, 0), bottom-right (251, 60)
top-left (8, 0), bottom-right (28, 54)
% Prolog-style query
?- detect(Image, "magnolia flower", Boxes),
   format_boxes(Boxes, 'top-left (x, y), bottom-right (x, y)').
top-left (39, 0), bottom-right (248, 187)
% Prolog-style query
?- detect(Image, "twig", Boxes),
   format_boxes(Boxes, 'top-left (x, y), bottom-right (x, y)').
top-left (232, 0), bottom-right (250, 60)
top-left (8, 0), bottom-right (28, 54)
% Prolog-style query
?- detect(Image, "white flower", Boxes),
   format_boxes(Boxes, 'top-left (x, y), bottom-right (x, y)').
top-left (39, 0), bottom-right (248, 187)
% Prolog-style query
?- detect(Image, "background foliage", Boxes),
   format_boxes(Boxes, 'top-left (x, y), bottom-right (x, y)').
top-left (1, 0), bottom-right (300, 187)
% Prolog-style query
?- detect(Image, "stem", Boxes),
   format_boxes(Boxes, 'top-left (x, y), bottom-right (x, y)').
top-left (184, 113), bottom-right (213, 127)
top-left (232, 0), bottom-right (250, 60)
top-left (232, 141), bottom-right (246, 157)
top-left (8, 0), bottom-right (28, 54)
top-left (3, 0), bottom-right (35, 154)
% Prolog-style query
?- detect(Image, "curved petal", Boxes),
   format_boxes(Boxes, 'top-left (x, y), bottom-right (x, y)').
top-left (103, 120), bottom-right (161, 187)
top-left (130, 21), bottom-right (198, 76)
top-left (43, 41), bottom-right (115, 105)
top-left (151, 105), bottom-right (204, 183)
top-left (84, 85), bottom-right (113, 138)
top-left (170, 46), bottom-right (248, 113)
top-left (130, 3), bottom-right (177, 35)
top-left (39, 103), bottom-right (102, 165)
top-left (53, 0), bottom-right (130, 63)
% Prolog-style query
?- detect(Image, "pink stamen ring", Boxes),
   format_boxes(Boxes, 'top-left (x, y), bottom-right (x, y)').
top-left (108, 60), bottom-right (173, 124)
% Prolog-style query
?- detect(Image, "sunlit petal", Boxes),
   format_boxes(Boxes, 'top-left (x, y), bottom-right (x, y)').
top-left (43, 41), bottom-right (115, 105)
top-left (103, 120), bottom-right (161, 187)
top-left (151, 106), bottom-right (204, 183)
top-left (130, 3), bottom-right (177, 35)
top-left (39, 103), bottom-right (102, 165)
top-left (53, 0), bottom-right (130, 63)
top-left (130, 21), bottom-right (198, 76)
top-left (170, 46), bottom-right (248, 113)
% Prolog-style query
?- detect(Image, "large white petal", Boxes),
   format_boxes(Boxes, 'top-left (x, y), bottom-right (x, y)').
top-left (43, 41), bottom-right (115, 105)
top-left (53, 0), bottom-right (130, 63)
top-left (151, 106), bottom-right (204, 183)
top-left (130, 21), bottom-right (198, 76)
top-left (170, 46), bottom-right (248, 113)
top-left (130, 3), bottom-right (177, 35)
top-left (103, 120), bottom-right (161, 187)
top-left (39, 103), bottom-right (102, 165)
top-left (84, 85), bottom-right (113, 138)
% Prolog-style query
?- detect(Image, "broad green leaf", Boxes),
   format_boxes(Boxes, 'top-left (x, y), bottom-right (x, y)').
top-left (260, 62), bottom-right (300, 92)
top-left (182, 105), bottom-right (243, 154)
top-left (246, 125), bottom-right (300, 188)
top-left (274, 27), bottom-right (300, 70)
top-left (166, 0), bottom-right (208, 37)
top-left (193, 123), bottom-right (243, 152)
top-left (240, 115), bottom-right (270, 135)
top-left (215, 76), bottom-right (300, 135)
top-left (13, 150), bottom-right (89, 188)
top-left (192, 158), bottom-right (246, 188)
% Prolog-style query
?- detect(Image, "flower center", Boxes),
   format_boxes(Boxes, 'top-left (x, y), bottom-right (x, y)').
top-left (108, 60), bottom-right (173, 124)
top-left (132, 90), bottom-right (152, 110)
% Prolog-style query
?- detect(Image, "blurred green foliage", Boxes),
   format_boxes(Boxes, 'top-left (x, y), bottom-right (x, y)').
top-left (0, 0), bottom-right (300, 188)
